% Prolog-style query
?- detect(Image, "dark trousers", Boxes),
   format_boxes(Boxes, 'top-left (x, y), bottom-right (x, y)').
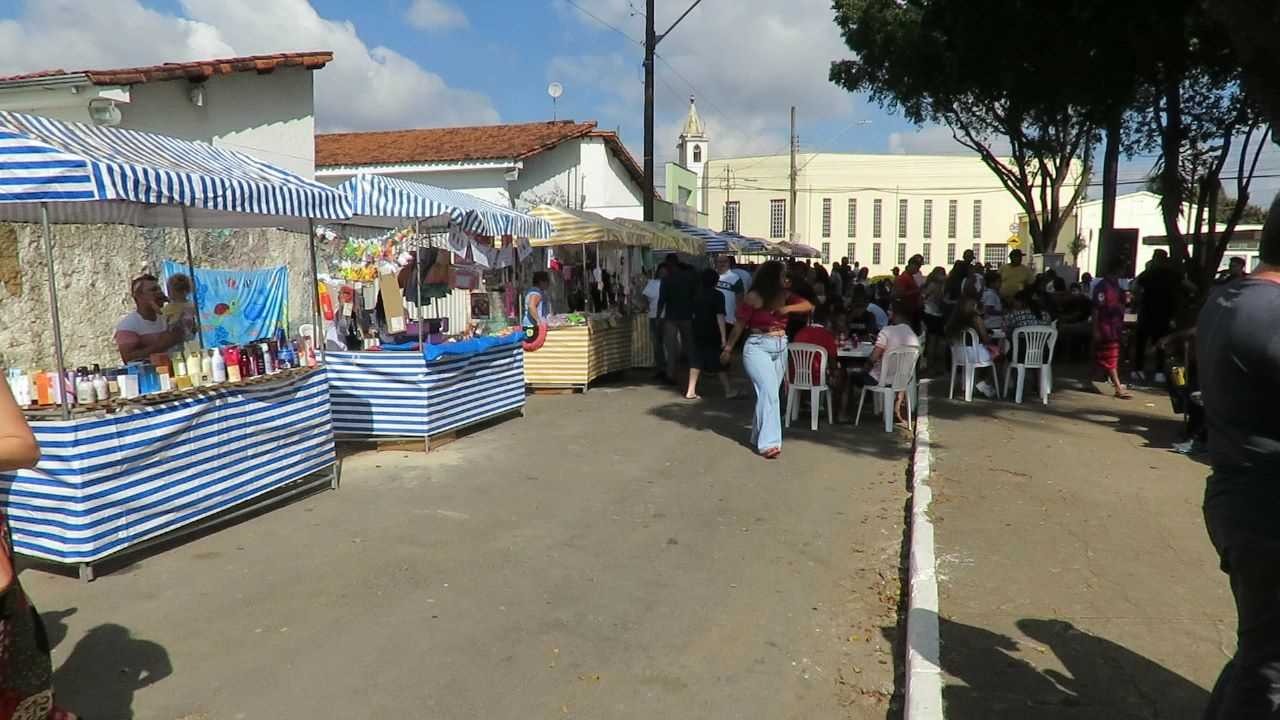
top-left (1203, 488), bottom-right (1280, 719)
top-left (650, 318), bottom-right (666, 371)
top-left (663, 319), bottom-right (694, 380)
top-left (1134, 315), bottom-right (1171, 375)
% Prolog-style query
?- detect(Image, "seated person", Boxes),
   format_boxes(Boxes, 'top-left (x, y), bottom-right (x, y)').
top-left (981, 272), bottom-right (1005, 329)
top-left (849, 299), bottom-right (921, 425)
top-left (1054, 283), bottom-right (1094, 360)
top-left (846, 294), bottom-right (881, 339)
top-left (945, 296), bottom-right (1002, 398)
top-left (1005, 290), bottom-right (1048, 332)
top-left (853, 285), bottom-right (889, 332)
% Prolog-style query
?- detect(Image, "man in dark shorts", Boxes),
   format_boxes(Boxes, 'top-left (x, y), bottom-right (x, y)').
top-left (1196, 196), bottom-right (1280, 719)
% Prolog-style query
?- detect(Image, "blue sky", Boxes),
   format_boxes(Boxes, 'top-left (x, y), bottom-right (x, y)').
top-left (1, 0), bottom-right (1275, 202)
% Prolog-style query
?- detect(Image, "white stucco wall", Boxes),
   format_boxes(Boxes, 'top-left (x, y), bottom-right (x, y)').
top-left (0, 68), bottom-right (317, 178)
top-left (706, 153), bottom-right (1039, 274)
top-left (317, 136), bottom-right (644, 219)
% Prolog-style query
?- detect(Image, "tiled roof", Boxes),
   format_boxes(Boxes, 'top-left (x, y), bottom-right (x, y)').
top-left (0, 51), bottom-right (333, 86)
top-left (315, 120), bottom-right (645, 189)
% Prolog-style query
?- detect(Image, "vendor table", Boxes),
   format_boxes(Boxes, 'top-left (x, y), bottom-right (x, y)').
top-left (326, 343), bottom-right (525, 439)
top-left (524, 317), bottom-right (633, 389)
top-left (630, 313), bottom-right (655, 369)
top-left (0, 367), bottom-right (336, 580)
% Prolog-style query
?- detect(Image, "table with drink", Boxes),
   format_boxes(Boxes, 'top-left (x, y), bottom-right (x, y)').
top-left (1, 332), bottom-right (336, 581)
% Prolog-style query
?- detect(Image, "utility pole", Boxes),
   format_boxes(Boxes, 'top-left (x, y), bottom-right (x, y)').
top-left (789, 105), bottom-right (798, 243)
top-left (643, 0), bottom-right (704, 222)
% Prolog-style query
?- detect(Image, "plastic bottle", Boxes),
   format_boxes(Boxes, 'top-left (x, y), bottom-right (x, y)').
top-left (260, 341), bottom-right (275, 375)
top-left (76, 367), bottom-right (95, 406)
top-left (187, 349), bottom-right (204, 388)
top-left (225, 346), bottom-right (242, 383)
top-left (92, 364), bottom-right (109, 402)
top-left (210, 349), bottom-right (227, 383)
top-left (245, 345), bottom-right (258, 378)
top-left (201, 351), bottom-right (213, 385)
top-left (173, 352), bottom-right (187, 378)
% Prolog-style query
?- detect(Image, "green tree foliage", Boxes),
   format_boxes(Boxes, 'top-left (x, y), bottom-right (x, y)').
top-left (829, 0), bottom-right (1100, 255)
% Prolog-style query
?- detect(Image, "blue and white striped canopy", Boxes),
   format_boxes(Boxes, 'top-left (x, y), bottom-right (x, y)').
top-left (0, 111), bottom-right (351, 231)
top-left (671, 220), bottom-right (747, 254)
top-left (337, 174), bottom-right (552, 239)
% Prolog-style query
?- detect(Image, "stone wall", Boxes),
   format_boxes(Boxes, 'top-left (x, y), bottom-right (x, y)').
top-left (0, 222), bottom-right (334, 371)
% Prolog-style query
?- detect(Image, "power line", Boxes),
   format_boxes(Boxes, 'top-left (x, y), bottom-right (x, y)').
top-left (562, 0), bottom-right (643, 46)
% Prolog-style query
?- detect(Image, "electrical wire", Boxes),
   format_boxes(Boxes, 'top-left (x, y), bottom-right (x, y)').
top-left (562, 0), bottom-right (644, 46)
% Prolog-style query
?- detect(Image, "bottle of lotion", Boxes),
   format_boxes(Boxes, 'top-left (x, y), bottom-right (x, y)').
top-left (210, 349), bottom-right (226, 383)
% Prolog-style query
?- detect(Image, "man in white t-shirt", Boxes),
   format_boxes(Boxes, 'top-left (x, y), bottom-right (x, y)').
top-left (729, 256), bottom-right (752, 292)
top-left (851, 299), bottom-right (920, 426)
top-left (714, 255), bottom-right (746, 324)
top-left (641, 265), bottom-right (668, 376)
top-left (115, 274), bottom-right (184, 362)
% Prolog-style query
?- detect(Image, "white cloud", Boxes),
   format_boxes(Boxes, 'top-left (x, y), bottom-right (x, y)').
top-left (405, 0), bottom-right (468, 31)
top-left (0, 0), bottom-right (498, 132)
top-left (551, 0), bottom-right (856, 166)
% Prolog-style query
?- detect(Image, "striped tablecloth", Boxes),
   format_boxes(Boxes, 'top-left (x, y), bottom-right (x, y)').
top-left (524, 319), bottom-right (634, 389)
top-left (325, 344), bottom-right (525, 438)
top-left (0, 367), bottom-right (335, 565)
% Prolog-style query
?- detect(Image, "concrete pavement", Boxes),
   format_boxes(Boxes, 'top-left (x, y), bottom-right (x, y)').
top-left (22, 376), bottom-right (913, 719)
top-left (925, 377), bottom-right (1233, 719)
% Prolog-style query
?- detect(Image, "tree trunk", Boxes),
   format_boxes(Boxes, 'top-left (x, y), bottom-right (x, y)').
top-left (1099, 113), bottom-right (1122, 276)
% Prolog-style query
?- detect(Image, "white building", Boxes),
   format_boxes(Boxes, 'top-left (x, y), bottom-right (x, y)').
top-left (314, 121), bottom-right (644, 218)
top-left (0, 52), bottom-right (330, 179)
top-left (705, 153), bottom-right (1056, 275)
top-left (675, 97), bottom-right (709, 214)
top-left (1064, 191), bottom-right (1263, 275)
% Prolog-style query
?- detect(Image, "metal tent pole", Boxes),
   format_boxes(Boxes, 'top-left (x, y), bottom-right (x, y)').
top-left (180, 206), bottom-right (204, 350)
top-left (40, 203), bottom-right (70, 420)
top-left (307, 220), bottom-right (325, 362)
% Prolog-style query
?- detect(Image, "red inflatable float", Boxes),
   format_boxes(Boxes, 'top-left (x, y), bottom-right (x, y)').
top-left (522, 323), bottom-right (548, 352)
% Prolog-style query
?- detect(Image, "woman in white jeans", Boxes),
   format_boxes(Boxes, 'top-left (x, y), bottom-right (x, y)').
top-left (722, 262), bottom-right (814, 459)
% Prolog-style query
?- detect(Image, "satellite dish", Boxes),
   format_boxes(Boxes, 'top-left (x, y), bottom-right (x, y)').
top-left (547, 82), bottom-right (564, 99)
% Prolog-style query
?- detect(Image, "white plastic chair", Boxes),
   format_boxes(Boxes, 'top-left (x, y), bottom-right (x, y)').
top-left (949, 327), bottom-right (1002, 402)
top-left (856, 346), bottom-right (921, 432)
top-left (1003, 325), bottom-right (1058, 404)
top-left (786, 343), bottom-right (833, 431)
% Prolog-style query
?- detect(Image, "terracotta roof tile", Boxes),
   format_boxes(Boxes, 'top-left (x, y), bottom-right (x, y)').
top-left (314, 121), bottom-right (645, 189)
top-left (0, 51), bottom-right (332, 86)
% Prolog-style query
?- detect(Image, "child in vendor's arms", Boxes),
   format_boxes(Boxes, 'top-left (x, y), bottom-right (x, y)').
top-left (163, 273), bottom-right (197, 341)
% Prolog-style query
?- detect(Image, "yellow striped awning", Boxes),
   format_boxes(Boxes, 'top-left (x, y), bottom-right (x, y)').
top-left (530, 205), bottom-right (647, 247)
top-left (613, 218), bottom-right (704, 255)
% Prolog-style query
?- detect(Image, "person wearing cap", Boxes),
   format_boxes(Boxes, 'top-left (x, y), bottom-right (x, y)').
top-left (999, 248), bottom-right (1035, 301)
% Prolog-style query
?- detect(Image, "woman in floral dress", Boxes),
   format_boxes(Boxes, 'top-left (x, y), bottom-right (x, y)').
top-left (0, 380), bottom-right (77, 720)
top-left (1092, 260), bottom-right (1133, 399)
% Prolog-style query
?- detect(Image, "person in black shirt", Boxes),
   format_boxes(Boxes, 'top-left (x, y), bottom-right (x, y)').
top-left (1132, 249), bottom-right (1181, 383)
top-left (658, 254), bottom-right (699, 384)
top-left (1197, 197), bottom-right (1280, 719)
top-left (685, 269), bottom-right (735, 400)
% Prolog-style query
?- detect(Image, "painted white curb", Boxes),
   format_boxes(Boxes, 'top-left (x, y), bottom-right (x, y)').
top-left (906, 381), bottom-right (944, 719)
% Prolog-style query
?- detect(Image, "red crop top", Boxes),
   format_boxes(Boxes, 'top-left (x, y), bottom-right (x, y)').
top-left (736, 292), bottom-right (801, 333)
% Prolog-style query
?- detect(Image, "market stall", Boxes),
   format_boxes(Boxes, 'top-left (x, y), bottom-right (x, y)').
top-left (524, 206), bottom-right (651, 389)
top-left (0, 111), bottom-right (351, 579)
top-left (322, 174), bottom-right (550, 443)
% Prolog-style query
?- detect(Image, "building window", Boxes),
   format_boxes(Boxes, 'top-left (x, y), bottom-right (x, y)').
top-left (821, 242), bottom-right (831, 263)
top-left (984, 244), bottom-right (1008, 266)
top-left (846, 242), bottom-right (856, 262)
top-left (972, 200), bottom-right (983, 238)
top-left (847, 199), bottom-right (857, 237)
top-left (872, 242), bottom-right (882, 265)
top-left (898, 198), bottom-right (908, 239)
top-left (872, 199), bottom-right (882, 238)
top-left (770, 199), bottom-right (786, 238)
top-left (948, 200), bottom-right (958, 239)
top-left (693, 146), bottom-right (702, 163)
top-left (947, 243), bottom-right (957, 263)
top-left (922, 243), bottom-right (932, 264)
top-left (897, 244), bottom-right (907, 265)
top-left (821, 198), bottom-right (832, 238)
top-left (723, 201), bottom-right (740, 234)
top-left (922, 199), bottom-right (933, 239)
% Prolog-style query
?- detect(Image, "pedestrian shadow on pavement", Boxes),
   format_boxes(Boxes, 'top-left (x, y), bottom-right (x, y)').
top-left (54, 623), bottom-right (173, 720)
top-left (647, 394), bottom-right (917, 461)
top-left (40, 607), bottom-right (77, 652)
top-left (909, 613), bottom-right (1209, 719)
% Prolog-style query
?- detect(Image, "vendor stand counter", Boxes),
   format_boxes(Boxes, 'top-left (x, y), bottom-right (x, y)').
top-left (524, 316), bottom-right (633, 389)
top-left (0, 367), bottom-right (336, 581)
top-left (326, 342), bottom-right (526, 440)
